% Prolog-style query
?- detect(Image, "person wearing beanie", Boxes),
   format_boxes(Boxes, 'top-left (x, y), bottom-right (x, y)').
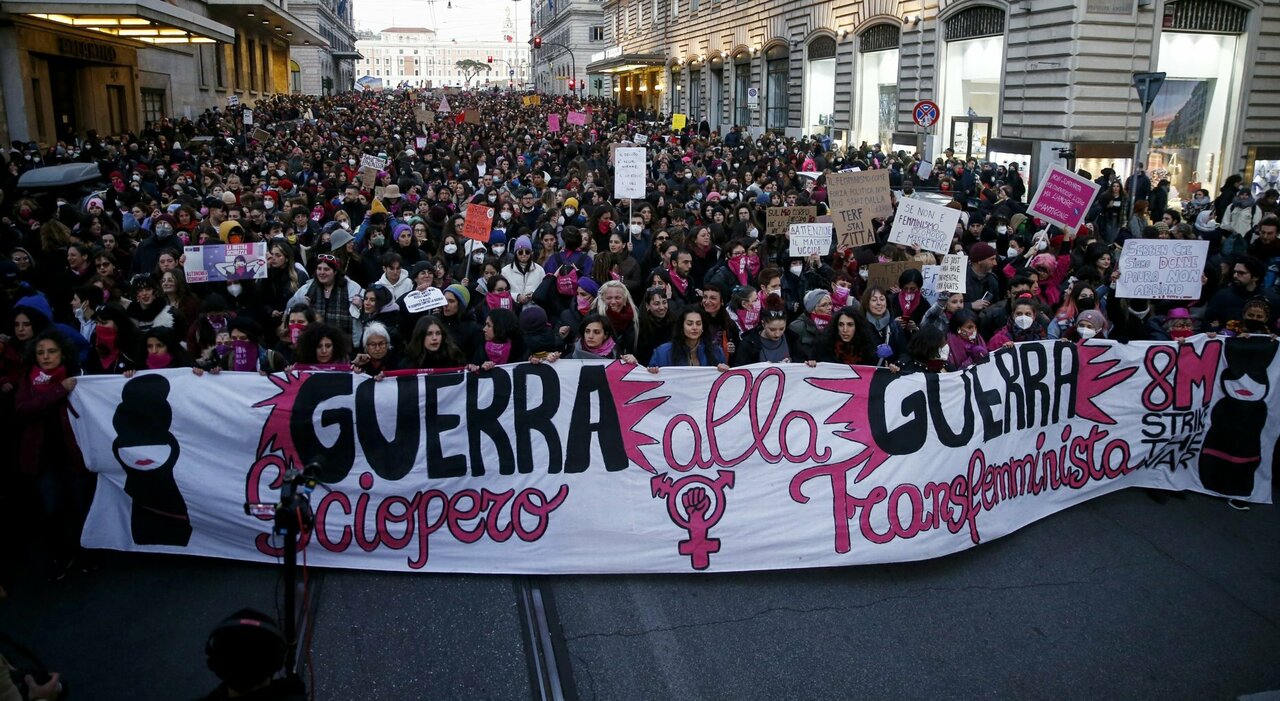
top-left (966, 241), bottom-right (1000, 312)
top-left (555, 276), bottom-right (599, 343)
top-left (519, 304), bottom-right (564, 360)
top-left (502, 234), bottom-right (546, 305)
top-left (1072, 309), bottom-right (1111, 341)
top-left (789, 288), bottom-right (833, 362)
top-left (440, 283), bottom-right (481, 358)
top-left (488, 229), bottom-right (510, 266)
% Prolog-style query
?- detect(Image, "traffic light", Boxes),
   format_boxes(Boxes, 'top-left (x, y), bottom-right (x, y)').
top-left (568, 79), bottom-right (575, 90)
top-left (533, 36), bottom-right (542, 49)
top-left (487, 55), bottom-right (493, 63)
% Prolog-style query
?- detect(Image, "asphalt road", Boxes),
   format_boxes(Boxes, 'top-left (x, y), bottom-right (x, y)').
top-left (2, 487), bottom-right (1276, 700)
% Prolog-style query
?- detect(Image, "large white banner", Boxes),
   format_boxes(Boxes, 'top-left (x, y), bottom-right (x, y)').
top-left (70, 337), bottom-right (1277, 574)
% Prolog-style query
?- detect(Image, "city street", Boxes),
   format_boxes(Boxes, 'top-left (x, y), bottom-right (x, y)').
top-left (3, 486), bottom-right (1277, 700)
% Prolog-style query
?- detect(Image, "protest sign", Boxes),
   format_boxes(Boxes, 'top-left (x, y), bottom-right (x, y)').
top-left (921, 264), bottom-right (941, 306)
top-left (242, 109), bottom-right (253, 126)
top-left (374, 186), bottom-right (386, 199)
top-left (359, 167), bottom-right (378, 189)
top-left (462, 203), bottom-right (494, 242)
top-left (463, 109), bottom-right (481, 125)
top-left (937, 254), bottom-right (968, 297)
top-left (182, 243), bottom-right (268, 284)
top-left (415, 136), bottom-right (428, 150)
top-left (1115, 239), bottom-right (1209, 300)
top-left (402, 287), bottom-right (447, 313)
top-left (613, 147), bottom-right (647, 199)
top-left (360, 154), bottom-right (388, 172)
top-left (438, 95), bottom-right (451, 112)
top-left (414, 107), bottom-right (432, 123)
top-left (70, 337), bottom-right (1275, 574)
top-left (567, 110), bottom-right (589, 126)
top-left (251, 128), bottom-right (271, 142)
top-left (227, 94), bottom-right (240, 107)
top-left (765, 207), bottom-right (818, 238)
top-left (889, 198), bottom-right (962, 255)
top-left (866, 260), bottom-right (923, 290)
top-left (916, 161), bottom-right (933, 181)
top-left (634, 133), bottom-right (649, 146)
top-left (788, 222), bottom-right (834, 257)
top-left (827, 170), bottom-right (891, 248)
top-left (1028, 165), bottom-right (1102, 232)
top-left (672, 113), bottom-right (687, 130)
top-left (522, 95), bottom-right (541, 107)
top-left (548, 113), bottom-right (561, 133)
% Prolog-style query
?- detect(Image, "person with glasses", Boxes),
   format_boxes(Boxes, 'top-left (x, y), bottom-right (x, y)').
top-left (353, 321), bottom-right (397, 379)
top-left (501, 235), bottom-right (546, 307)
top-left (1205, 255), bottom-right (1279, 330)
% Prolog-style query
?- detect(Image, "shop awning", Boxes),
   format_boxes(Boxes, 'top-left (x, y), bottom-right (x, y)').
top-left (332, 49), bottom-right (363, 60)
top-left (9, 0), bottom-right (235, 44)
top-left (585, 53), bottom-right (666, 75)
top-left (204, 0), bottom-right (327, 47)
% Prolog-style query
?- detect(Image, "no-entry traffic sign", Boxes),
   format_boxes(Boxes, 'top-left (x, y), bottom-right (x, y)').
top-left (913, 100), bottom-right (939, 128)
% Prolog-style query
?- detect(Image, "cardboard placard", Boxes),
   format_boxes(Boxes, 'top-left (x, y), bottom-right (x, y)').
top-left (414, 107), bottom-right (432, 123)
top-left (937, 254), bottom-right (968, 297)
top-left (671, 113), bottom-right (687, 130)
top-left (567, 110), bottom-right (589, 126)
top-left (765, 206), bottom-right (818, 238)
top-left (463, 109), bottom-right (481, 125)
top-left (359, 167), bottom-right (378, 189)
top-left (251, 128), bottom-right (271, 142)
top-left (548, 113), bottom-right (561, 133)
top-left (827, 170), bottom-right (892, 248)
top-left (613, 147), bottom-right (647, 199)
top-left (522, 95), bottom-right (542, 107)
top-left (1028, 164), bottom-right (1102, 232)
top-left (462, 203), bottom-right (494, 242)
top-left (1115, 239), bottom-right (1209, 300)
top-left (865, 260), bottom-right (923, 291)
top-left (788, 222), bottom-right (834, 257)
top-left (888, 198), bottom-right (962, 255)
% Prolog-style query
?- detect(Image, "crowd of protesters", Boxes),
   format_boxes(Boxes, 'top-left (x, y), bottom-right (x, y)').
top-left (1, 86), bottom-right (1278, 583)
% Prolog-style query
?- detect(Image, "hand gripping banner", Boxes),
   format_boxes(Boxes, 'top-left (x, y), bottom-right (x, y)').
top-left (69, 337), bottom-right (1277, 574)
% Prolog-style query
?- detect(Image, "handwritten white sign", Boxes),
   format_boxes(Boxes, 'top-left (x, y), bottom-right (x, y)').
top-left (889, 198), bottom-right (962, 255)
top-left (1115, 239), bottom-right (1209, 300)
top-left (403, 287), bottom-right (447, 313)
top-left (788, 222), bottom-right (834, 257)
top-left (613, 147), bottom-right (647, 199)
top-left (937, 254), bottom-right (968, 298)
top-left (360, 154), bottom-right (388, 172)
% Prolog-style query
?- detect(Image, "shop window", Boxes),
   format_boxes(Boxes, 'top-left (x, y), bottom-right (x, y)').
top-left (689, 68), bottom-right (702, 120)
top-left (803, 37), bottom-right (836, 138)
top-left (141, 89), bottom-right (166, 125)
top-left (765, 44), bottom-right (788, 131)
top-left (856, 24), bottom-right (900, 148)
top-left (941, 7), bottom-right (1006, 156)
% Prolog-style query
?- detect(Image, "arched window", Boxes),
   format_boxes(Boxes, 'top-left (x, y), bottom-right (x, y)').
top-left (733, 51), bottom-right (752, 127)
top-left (764, 44), bottom-right (788, 131)
top-left (856, 23), bottom-right (901, 148)
top-left (803, 37), bottom-right (836, 137)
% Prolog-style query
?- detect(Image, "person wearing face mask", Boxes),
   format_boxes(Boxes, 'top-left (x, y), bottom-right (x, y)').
top-left (788, 289), bottom-right (832, 362)
top-left (1048, 280), bottom-right (1099, 339)
top-left (891, 325), bottom-right (953, 374)
top-left (1205, 256), bottom-right (1279, 330)
top-left (85, 303), bottom-right (140, 375)
top-left (1156, 307), bottom-right (1198, 342)
top-left (1066, 309), bottom-right (1110, 343)
top-left (130, 213), bottom-right (184, 276)
top-left (988, 295), bottom-right (1048, 349)
top-left (944, 309), bottom-right (988, 369)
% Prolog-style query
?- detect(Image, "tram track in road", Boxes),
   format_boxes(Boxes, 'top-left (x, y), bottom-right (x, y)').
top-left (516, 576), bottom-right (579, 701)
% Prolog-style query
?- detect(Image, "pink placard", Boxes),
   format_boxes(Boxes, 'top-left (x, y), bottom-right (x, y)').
top-left (1028, 165), bottom-right (1101, 232)
top-left (548, 113), bottom-right (561, 133)
top-left (567, 111), bottom-right (588, 126)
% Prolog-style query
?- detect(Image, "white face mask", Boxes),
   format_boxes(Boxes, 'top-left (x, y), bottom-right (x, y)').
top-left (748, 227), bottom-right (759, 239)
top-left (790, 264), bottom-right (803, 276)
top-left (859, 269), bottom-right (870, 280)
top-left (226, 283), bottom-right (243, 298)
top-left (339, 221), bottom-right (351, 230)
top-left (564, 207), bottom-right (575, 217)
top-left (997, 225), bottom-right (1008, 235)
top-left (629, 224), bottom-right (642, 235)
top-left (472, 252), bottom-right (486, 263)
top-left (492, 245), bottom-right (506, 255)
top-left (500, 211), bottom-right (512, 221)
top-left (488, 194), bottom-right (498, 202)
top-left (348, 159), bottom-right (356, 166)
top-left (264, 199), bottom-right (275, 210)
top-left (937, 343), bottom-right (951, 360)
top-left (444, 243), bottom-right (458, 255)
top-left (1014, 315), bottom-right (1034, 330)
top-left (1077, 326), bottom-right (1097, 339)
top-left (1006, 247), bottom-right (1019, 258)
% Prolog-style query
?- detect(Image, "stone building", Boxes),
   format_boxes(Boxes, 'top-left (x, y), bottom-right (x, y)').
top-left (290, 0), bottom-right (361, 94)
top-left (355, 25), bottom-right (530, 89)
top-left (530, 0), bottom-right (610, 95)
top-left (586, 0), bottom-right (1280, 196)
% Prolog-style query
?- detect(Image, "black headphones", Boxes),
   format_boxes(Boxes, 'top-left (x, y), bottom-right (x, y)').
top-left (204, 609), bottom-right (287, 685)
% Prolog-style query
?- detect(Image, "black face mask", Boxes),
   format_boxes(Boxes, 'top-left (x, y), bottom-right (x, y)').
top-left (1243, 319), bottom-right (1270, 334)
top-left (1077, 297), bottom-right (1096, 311)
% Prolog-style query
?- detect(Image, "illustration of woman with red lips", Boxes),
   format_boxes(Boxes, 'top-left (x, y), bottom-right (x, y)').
top-left (1198, 337), bottom-right (1277, 499)
top-left (111, 374), bottom-right (192, 546)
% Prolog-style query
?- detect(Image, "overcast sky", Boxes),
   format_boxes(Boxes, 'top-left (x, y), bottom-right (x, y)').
top-left (352, 0), bottom-right (531, 41)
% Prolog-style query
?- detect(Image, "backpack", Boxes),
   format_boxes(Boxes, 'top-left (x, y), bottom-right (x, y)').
top-left (1221, 232), bottom-right (1248, 259)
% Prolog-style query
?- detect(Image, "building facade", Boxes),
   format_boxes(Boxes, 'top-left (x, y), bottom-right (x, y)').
top-left (586, 0), bottom-right (1280, 198)
top-left (0, 0), bottom-right (327, 147)
top-left (355, 25), bottom-right (531, 89)
top-left (289, 0), bottom-right (361, 94)
top-left (530, 0), bottom-right (610, 95)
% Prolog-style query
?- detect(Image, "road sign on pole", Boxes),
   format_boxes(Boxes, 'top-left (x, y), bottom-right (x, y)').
top-left (912, 100), bottom-right (939, 129)
top-left (1132, 72), bottom-right (1167, 114)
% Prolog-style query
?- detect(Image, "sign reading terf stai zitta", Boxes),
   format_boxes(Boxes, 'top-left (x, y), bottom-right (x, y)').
top-left (70, 340), bottom-right (1277, 574)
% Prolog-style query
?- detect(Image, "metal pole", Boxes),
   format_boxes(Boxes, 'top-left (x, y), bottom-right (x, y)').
top-left (1128, 111), bottom-right (1150, 223)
